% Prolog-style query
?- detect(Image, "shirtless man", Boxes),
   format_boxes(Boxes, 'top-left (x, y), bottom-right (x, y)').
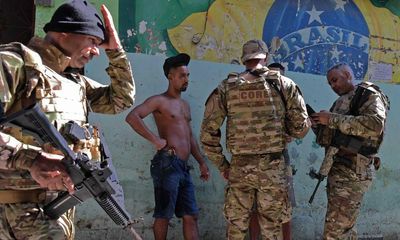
top-left (125, 53), bottom-right (210, 240)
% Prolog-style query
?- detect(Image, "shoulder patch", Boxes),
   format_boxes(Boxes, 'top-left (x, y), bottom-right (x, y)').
top-left (261, 69), bottom-right (280, 80)
top-left (226, 72), bottom-right (239, 83)
top-left (227, 72), bottom-right (239, 78)
top-left (295, 85), bottom-right (303, 96)
top-left (355, 81), bottom-right (390, 111)
top-left (357, 81), bottom-right (377, 92)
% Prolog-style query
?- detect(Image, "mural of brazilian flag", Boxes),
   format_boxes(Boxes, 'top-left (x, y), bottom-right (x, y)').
top-left (120, 0), bottom-right (400, 82)
top-left (263, 0), bottom-right (369, 79)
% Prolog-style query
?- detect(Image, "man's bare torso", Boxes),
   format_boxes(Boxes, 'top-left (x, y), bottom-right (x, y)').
top-left (153, 94), bottom-right (192, 160)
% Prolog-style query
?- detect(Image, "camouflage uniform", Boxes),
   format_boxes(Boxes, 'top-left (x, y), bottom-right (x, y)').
top-left (200, 67), bottom-right (309, 240)
top-left (0, 37), bottom-right (135, 239)
top-left (318, 82), bottom-right (388, 240)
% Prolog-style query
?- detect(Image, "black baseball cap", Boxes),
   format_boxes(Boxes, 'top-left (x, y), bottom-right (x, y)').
top-left (163, 53), bottom-right (190, 78)
top-left (43, 0), bottom-right (105, 41)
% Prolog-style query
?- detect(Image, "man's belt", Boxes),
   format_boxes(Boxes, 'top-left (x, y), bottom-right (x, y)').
top-left (0, 189), bottom-right (47, 204)
top-left (0, 189), bottom-right (59, 204)
top-left (0, 179), bottom-right (39, 189)
top-left (234, 151), bottom-right (283, 160)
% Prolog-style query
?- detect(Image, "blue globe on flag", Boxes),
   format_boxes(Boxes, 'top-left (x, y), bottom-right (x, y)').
top-left (263, 0), bottom-right (370, 79)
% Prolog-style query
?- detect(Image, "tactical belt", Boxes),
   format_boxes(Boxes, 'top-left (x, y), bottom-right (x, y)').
top-left (234, 152), bottom-right (282, 160)
top-left (0, 189), bottom-right (47, 204)
top-left (0, 179), bottom-right (38, 189)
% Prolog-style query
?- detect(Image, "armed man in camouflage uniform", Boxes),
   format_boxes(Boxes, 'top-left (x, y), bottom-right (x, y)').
top-left (200, 39), bottom-right (310, 240)
top-left (249, 62), bottom-right (296, 240)
top-left (311, 63), bottom-right (389, 239)
top-left (0, 1), bottom-right (135, 239)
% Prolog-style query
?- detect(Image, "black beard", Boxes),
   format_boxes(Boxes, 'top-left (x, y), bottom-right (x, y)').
top-left (180, 86), bottom-right (187, 92)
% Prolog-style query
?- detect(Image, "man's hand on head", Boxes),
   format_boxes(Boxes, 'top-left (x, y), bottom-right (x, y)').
top-left (99, 5), bottom-right (121, 50)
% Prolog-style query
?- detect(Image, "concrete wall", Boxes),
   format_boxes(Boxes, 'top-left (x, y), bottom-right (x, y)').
top-left (30, 1), bottom-right (400, 239)
top-left (76, 52), bottom-right (400, 239)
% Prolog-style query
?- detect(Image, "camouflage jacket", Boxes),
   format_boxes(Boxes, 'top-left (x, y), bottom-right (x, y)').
top-left (317, 82), bottom-right (389, 152)
top-left (0, 37), bottom-right (135, 188)
top-left (200, 67), bottom-right (309, 171)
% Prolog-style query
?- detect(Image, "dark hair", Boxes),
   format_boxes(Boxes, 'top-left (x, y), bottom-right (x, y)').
top-left (163, 53), bottom-right (190, 78)
top-left (268, 62), bottom-right (285, 71)
top-left (168, 63), bottom-right (187, 75)
top-left (327, 62), bottom-right (349, 72)
top-left (327, 62), bottom-right (354, 80)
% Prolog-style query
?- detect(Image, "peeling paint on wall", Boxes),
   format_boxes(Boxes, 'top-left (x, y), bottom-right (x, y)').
top-left (119, 0), bottom-right (400, 83)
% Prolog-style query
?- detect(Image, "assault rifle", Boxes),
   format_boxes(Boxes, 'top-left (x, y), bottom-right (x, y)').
top-left (0, 104), bottom-right (142, 239)
top-left (306, 104), bottom-right (374, 204)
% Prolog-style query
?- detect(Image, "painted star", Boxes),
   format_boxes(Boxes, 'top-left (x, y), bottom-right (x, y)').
top-left (293, 55), bottom-right (304, 70)
top-left (306, 5), bottom-right (324, 25)
top-left (335, 0), bottom-right (347, 11)
top-left (331, 46), bottom-right (342, 61)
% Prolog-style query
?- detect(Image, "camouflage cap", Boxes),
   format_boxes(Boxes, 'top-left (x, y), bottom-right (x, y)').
top-left (241, 39), bottom-right (269, 63)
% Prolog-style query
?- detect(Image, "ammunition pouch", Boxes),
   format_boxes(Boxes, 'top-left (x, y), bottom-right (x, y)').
top-left (62, 121), bottom-right (93, 143)
top-left (331, 132), bottom-right (378, 156)
top-left (327, 129), bottom-right (379, 177)
top-left (61, 121), bottom-right (101, 161)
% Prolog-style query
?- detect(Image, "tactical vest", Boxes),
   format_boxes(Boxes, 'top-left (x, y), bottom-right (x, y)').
top-left (224, 71), bottom-right (286, 155)
top-left (0, 43), bottom-right (101, 189)
top-left (317, 81), bottom-right (389, 154)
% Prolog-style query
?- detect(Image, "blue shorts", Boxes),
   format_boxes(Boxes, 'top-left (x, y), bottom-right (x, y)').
top-left (150, 149), bottom-right (199, 219)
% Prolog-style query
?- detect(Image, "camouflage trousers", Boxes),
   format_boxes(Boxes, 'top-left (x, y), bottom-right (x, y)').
top-left (0, 203), bottom-right (75, 240)
top-left (224, 153), bottom-right (288, 240)
top-left (323, 161), bottom-right (374, 240)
